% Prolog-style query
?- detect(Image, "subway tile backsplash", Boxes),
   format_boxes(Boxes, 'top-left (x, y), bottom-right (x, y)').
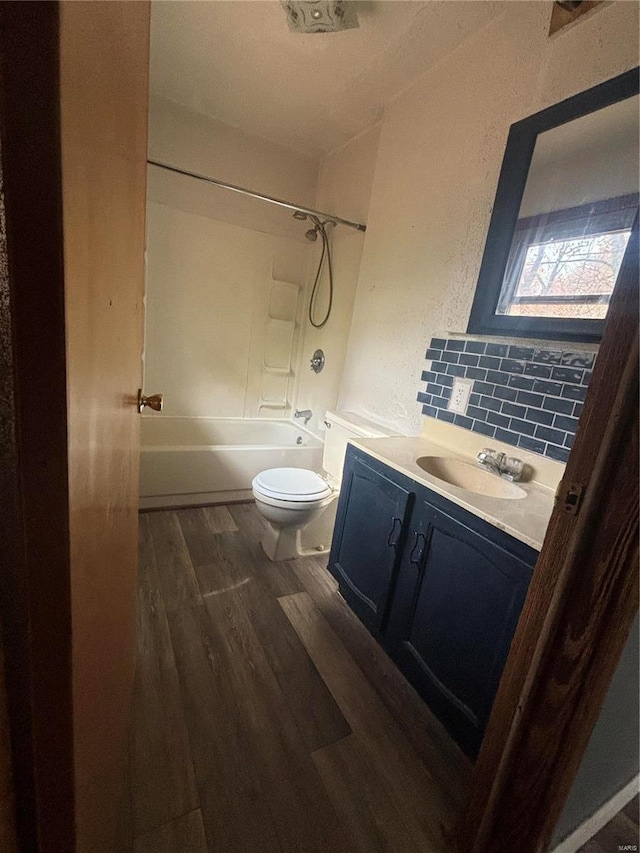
top-left (418, 337), bottom-right (597, 463)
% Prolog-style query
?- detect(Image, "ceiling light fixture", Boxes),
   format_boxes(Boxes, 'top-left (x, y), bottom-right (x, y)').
top-left (281, 1), bottom-right (359, 34)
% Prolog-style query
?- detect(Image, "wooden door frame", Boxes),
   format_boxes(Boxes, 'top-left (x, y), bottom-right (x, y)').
top-left (0, 3), bottom-right (75, 850)
top-left (458, 220), bottom-right (639, 851)
top-left (0, 4), bottom-right (637, 852)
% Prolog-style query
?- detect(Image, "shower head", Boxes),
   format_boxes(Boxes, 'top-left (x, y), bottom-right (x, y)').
top-left (305, 227), bottom-right (319, 242)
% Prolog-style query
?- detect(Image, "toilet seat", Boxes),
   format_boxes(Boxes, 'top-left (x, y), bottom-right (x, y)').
top-left (253, 467), bottom-right (333, 502)
top-left (252, 412), bottom-right (395, 561)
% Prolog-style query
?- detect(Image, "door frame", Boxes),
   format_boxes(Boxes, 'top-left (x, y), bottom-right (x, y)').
top-left (0, 4), bottom-right (75, 849)
top-left (0, 5), bottom-right (637, 852)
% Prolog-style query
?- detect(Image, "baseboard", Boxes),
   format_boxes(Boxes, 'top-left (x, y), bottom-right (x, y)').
top-left (551, 775), bottom-right (639, 853)
top-left (139, 490), bottom-right (253, 509)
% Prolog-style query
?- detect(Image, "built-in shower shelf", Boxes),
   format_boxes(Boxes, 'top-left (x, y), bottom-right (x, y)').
top-left (267, 317), bottom-right (296, 328)
top-left (246, 272), bottom-right (303, 419)
top-left (258, 401), bottom-right (289, 411)
top-left (261, 365), bottom-right (292, 376)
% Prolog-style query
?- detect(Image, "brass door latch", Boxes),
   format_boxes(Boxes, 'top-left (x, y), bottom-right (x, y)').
top-left (137, 389), bottom-right (163, 413)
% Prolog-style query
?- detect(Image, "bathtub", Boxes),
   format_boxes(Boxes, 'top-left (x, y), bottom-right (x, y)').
top-left (139, 416), bottom-right (324, 509)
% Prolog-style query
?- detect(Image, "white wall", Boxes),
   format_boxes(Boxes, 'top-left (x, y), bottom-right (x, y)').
top-left (148, 95), bottom-right (318, 213)
top-left (338, 1), bottom-right (639, 435)
top-left (295, 124), bottom-right (381, 435)
top-left (145, 97), bottom-right (320, 419)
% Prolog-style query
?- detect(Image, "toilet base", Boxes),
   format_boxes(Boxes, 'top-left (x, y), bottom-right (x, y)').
top-left (260, 498), bottom-right (338, 561)
top-left (261, 524), bottom-right (300, 561)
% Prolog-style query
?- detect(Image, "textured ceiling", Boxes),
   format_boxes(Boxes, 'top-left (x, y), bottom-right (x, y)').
top-left (150, 1), bottom-right (504, 157)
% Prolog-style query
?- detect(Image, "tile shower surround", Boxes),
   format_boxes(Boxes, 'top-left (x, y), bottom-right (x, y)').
top-left (418, 337), bottom-right (596, 463)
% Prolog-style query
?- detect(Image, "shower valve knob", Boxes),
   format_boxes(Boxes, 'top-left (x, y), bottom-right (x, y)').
top-left (138, 390), bottom-right (164, 413)
top-left (310, 349), bottom-right (325, 374)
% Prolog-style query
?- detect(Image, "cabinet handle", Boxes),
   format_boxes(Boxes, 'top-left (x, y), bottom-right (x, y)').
top-left (409, 531), bottom-right (426, 567)
top-left (387, 516), bottom-right (402, 548)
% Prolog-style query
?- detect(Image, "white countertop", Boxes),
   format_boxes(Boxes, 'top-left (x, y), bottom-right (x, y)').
top-left (349, 435), bottom-right (555, 551)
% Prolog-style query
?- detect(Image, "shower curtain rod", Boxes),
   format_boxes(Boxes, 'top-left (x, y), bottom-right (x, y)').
top-left (147, 159), bottom-right (367, 232)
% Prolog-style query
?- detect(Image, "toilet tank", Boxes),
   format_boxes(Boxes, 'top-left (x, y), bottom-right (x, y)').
top-left (322, 411), bottom-right (395, 483)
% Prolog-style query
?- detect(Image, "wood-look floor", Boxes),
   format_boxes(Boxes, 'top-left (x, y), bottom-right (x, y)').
top-left (577, 794), bottom-right (639, 853)
top-left (129, 503), bottom-right (472, 852)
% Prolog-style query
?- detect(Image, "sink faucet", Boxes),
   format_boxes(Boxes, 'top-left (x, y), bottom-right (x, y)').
top-left (294, 409), bottom-right (313, 425)
top-left (477, 448), bottom-right (524, 482)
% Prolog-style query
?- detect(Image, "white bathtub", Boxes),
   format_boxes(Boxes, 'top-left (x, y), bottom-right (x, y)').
top-left (139, 416), bottom-right (324, 509)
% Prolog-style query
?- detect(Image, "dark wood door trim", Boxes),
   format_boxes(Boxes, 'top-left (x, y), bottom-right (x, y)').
top-left (459, 220), bottom-right (639, 851)
top-left (0, 3), bottom-right (75, 849)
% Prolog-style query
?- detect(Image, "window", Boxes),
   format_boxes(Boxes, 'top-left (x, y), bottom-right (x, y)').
top-left (497, 195), bottom-right (636, 321)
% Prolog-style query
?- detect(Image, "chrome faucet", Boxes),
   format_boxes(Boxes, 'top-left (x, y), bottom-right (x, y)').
top-left (294, 409), bottom-right (313, 425)
top-left (477, 448), bottom-right (524, 482)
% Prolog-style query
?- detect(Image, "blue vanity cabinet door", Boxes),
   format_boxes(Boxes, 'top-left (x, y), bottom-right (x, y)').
top-left (384, 494), bottom-right (534, 758)
top-left (328, 448), bottom-right (414, 635)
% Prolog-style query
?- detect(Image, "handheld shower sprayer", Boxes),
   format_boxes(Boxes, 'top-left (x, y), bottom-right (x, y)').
top-left (292, 211), bottom-right (335, 328)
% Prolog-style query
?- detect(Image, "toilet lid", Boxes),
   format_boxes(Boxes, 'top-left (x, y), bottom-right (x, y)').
top-left (253, 467), bottom-right (332, 500)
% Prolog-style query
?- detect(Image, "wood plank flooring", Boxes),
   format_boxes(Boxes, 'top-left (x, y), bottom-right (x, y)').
top-left (134, 810), bottom-right (208, 853)
top-left (130, 504), bottom-right (472, 852)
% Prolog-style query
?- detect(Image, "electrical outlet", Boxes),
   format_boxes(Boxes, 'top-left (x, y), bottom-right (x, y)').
top-left (448, 378), bottom-right (474, 415)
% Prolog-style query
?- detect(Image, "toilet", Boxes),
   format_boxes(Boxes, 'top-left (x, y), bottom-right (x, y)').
top-left (252, 410), bottom-right (393, 561)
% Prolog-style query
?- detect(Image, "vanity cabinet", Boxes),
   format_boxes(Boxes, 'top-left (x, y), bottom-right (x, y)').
top-left (385, 495), bottom-right (534, 757)
top-left (328, 444), bottom-right (537, 758)
top-left (328, 452), bottom-right (413, 634)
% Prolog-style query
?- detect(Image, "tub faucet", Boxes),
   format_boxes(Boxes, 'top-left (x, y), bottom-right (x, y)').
top-left (294, 409), bottom-right (313, 425)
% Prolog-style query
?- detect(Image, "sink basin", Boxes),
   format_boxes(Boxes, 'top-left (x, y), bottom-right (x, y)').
top-left (416, 456), bottom-right (526, 500)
